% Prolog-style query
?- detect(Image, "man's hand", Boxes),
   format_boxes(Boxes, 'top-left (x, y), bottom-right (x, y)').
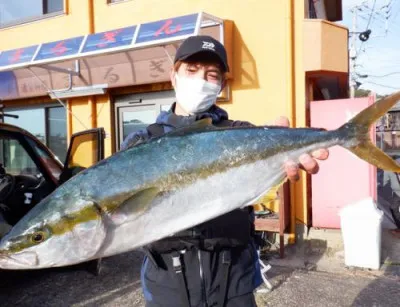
top-left (274, 116), bottom-right (329, 182)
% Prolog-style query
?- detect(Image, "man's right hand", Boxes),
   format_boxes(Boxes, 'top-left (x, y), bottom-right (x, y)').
top-left (273, 116), bottom-right (329, 182)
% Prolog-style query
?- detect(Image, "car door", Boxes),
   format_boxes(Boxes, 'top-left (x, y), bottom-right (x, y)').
top-left (0, 126), bottom-right (62, 225)
top-left (59, 128), bottom-right (105, 184)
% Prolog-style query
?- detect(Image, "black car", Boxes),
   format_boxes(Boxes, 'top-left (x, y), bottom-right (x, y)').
top-left (0, 122), bottom-right (105, 229)
top-left (0, 114), bottom-right (105, 274)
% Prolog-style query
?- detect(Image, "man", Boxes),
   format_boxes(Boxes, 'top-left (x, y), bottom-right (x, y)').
top-left (121, 35), bottom-right (329, 307)
top-left (379, 158), bottom-right (400, 238)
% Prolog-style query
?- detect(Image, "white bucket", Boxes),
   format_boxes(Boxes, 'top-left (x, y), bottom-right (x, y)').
top-left (339, 197), bottom-right (384, 270)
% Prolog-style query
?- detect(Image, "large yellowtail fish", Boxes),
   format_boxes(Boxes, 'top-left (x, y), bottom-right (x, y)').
top-left (1, 91), bottom-right (400, 270)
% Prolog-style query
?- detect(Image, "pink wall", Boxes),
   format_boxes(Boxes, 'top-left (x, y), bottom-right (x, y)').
top-left (310, 96), bottom-right (377, 229)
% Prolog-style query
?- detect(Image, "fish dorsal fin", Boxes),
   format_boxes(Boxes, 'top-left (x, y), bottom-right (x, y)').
top-left (167, 118), bottom-right (214, 137)
top-left (109, 187), bottom-right (160, 225)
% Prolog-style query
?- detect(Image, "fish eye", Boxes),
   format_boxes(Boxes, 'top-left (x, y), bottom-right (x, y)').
top-left (31, 231), bottom-right (46, 244)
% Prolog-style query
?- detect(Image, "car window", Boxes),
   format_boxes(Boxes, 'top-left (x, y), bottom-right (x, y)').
top-left (0, 137), bottom-right (42, 177)
top-left (27, 138), bottom-right (63, 181)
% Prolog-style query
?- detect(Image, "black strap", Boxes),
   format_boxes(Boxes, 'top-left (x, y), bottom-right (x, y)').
top-left (147, 123), bottom-right (165, 138)
top-left (172, 252), bottom-right (191, 307)
top-left (218, 250), bottom-right (231, 307)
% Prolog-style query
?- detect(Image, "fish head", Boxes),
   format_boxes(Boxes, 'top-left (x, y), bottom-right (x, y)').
top-left (0, 223), bottom-right (53, 269)
top-left (0, 198), bottom-right (107, 270)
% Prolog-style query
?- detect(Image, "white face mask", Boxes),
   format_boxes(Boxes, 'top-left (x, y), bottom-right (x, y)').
top-left (174, 74), bottom-right (221, 115)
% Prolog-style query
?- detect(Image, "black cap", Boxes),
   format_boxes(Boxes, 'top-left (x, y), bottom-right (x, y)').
top-left (174, 35), bottom-right (229, 72)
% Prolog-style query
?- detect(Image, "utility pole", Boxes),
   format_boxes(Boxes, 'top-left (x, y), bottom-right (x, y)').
top-left (350, 7), bottom-right (358, 98)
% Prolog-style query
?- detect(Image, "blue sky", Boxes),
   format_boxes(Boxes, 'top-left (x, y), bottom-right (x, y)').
top-left (339, 0), bottom-right (400, 95)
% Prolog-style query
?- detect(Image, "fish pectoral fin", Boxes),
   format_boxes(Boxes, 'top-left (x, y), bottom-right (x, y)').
top-left (167, 118), bottom-right (214, 137)
top-left (121, 187), bottom-right (160, 214)
top-left (110, 187), bottom-right (160, 225)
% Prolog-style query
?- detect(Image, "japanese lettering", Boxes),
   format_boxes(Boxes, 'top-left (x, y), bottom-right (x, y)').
top-left (150, 59), bottom-right (167, 78)
top-left (97, 30), bottom-right (122, 48)
top-left (154, 19), bottom-right (182, 37)
top-left (51, 41), bottom-right (67, 56)
top-left (10, 49), bottom-right (24, 63)
top-left (103, 67), bottom-right (120, 84)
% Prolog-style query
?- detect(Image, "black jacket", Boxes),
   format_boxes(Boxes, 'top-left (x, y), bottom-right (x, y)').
top-left (121, 103), bottom-right (262, 306)
top-left (121, 103), bottom-right (256, 252)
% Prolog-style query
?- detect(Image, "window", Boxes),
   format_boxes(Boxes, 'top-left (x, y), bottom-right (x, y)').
top-left (108, 0), bottom-right (130, 3)
top-left (307, 0), bottom-right (318, 19)
top-left (121, 108), bottom-right (158, 142)
top-left (0, 137), bottom-right (41, 177)
top-left (66, 130), bottom-right (103, 169)
top-left (0, 0), bottom-right (64, 28)
top-left (3, 106), bottom-right (67, 163)
top-left (4, 108), bottom-right (46, 143)
top-left (305, 0), bottom-right (342, 22)
top-left (47, 107), bottom-right (68, 163)
top-left (114, 91), bottom-right (175, 150)
top-left (26, 138), bottom-right (62, 180)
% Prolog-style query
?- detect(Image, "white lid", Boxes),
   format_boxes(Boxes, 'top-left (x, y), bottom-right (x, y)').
top-left (339, 197), bottom-right (384, 220)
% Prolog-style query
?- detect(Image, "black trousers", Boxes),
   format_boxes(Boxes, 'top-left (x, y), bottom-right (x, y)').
top-left (144, 292), bottom-right (257, 307)
top-left (140, 243), bottom-right (260, 307)
top-left (390, 195), bottom-right (400, 228)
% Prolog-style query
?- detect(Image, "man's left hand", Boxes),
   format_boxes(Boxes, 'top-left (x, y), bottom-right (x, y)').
top-left (274, 116), bottom-right (329, 182)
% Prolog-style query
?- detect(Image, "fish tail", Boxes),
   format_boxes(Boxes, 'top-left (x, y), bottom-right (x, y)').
top-left (339, 91), bottom-right (400, 172)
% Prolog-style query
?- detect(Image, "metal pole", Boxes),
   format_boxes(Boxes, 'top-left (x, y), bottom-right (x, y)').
top-left (350, 7), bottom-right (358, 98)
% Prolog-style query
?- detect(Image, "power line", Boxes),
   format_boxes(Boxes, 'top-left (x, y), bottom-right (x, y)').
top-left (349, 0), bottom-right (400, 95)
top-left (350, 5), bottom-right (359, 98)
top-left (362, 81), bottom-right (400, 90)
top-left (366, 72), bottom-right (400, 78)
top-left (357, 0), bottom-right (377, 56)
top-left (387, 0), bottom-right (400, 32)
top-left (392, 0), bottom-right (400, 20)
top-left (366, 0), bottom-right (377, 29)
top-left (371, 10), bottom-right (400, 28)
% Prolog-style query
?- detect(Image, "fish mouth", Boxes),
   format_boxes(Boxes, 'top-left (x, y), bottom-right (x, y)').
top-left (0, 250), bottom-right (39, 270)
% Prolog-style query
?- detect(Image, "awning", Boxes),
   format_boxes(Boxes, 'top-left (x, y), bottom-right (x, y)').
top-left (0, 12), bottom-right (225, 101)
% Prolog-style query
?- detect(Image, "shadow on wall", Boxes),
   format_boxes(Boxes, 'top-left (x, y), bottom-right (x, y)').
top-left (221, 22), bottom-right (259, 105)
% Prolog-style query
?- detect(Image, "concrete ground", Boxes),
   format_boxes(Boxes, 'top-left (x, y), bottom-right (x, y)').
top-left (0, 227), bottom-right (399, 307)
top-left (255, 226), bottom-right (400, 306)
top-left (255, 266), bottom-right (400, 307)
top-left (1, 251), bottom-right (399, 307)
top-left (265, 226), bottom-right (400, 277)
top-left (0, 251), bottom-right (146, 307)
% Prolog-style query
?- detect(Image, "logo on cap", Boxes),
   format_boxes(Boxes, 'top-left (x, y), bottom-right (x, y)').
top-left (202, 41), bottom-right (215, 51)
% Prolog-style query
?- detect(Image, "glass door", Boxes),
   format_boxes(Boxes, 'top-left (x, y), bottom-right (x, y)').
top-left (114, 91), bottom-right (175, 151)
top-left (118, 106), bottom-right (158, 145)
